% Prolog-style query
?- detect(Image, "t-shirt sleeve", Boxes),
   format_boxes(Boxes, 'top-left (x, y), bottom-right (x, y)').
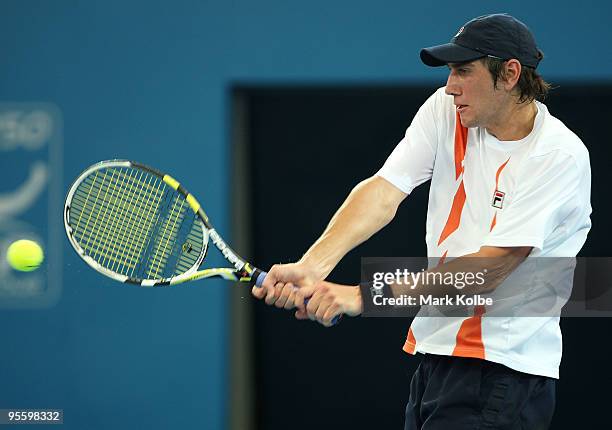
top-left (482, 151), bottom-right (586, 251)
top-left (376, 90), bottom-right (441, 194)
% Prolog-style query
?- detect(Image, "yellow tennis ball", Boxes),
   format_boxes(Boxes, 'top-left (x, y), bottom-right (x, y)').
top-left (6, 239), bottom-right (44, 272)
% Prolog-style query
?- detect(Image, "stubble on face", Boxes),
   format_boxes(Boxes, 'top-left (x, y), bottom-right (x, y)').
top-left (447, 60), bottom-right (509, 129)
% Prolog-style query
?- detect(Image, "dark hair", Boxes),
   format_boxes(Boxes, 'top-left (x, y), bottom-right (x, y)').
top-left (481, 56), bottom-right (551, 103)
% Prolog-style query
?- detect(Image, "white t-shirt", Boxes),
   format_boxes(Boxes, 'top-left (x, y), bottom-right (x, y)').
top-left (377, 87), bottom-right (592, 378)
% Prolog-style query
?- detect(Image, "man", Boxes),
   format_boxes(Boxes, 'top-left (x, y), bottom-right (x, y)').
top-left (252, 13), bottom-right (591, 429)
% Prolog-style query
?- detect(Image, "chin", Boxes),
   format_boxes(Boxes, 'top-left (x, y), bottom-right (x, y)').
top-left (459, 116), bottom-right (473, 128)
top-left (459, 114), bottom-right (480, 129)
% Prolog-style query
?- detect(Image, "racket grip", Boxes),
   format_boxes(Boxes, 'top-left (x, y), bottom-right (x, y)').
top-left (255, 270), bottom-right (341, 326)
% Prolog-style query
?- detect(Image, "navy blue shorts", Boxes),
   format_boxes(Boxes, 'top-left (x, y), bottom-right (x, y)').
top-left (404, 354), bottom-right (555, 430)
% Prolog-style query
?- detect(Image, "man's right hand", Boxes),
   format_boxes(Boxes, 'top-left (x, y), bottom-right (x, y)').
top-left (251, 262), bottom-right (322, 309)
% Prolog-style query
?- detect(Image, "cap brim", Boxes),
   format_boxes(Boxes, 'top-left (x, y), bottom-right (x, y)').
top-left (420, 43), bottom-right (485, 67)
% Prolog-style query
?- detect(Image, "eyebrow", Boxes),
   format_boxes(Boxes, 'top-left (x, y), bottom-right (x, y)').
top-left (447, 62), bottom-right (474, 69)
top-left (446, 61), bottom-right (474, 69)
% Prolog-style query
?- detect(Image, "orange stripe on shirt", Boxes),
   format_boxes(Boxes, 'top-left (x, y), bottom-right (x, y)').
top-left (454, 112), bottom-right (468, 179)
top-left (438, 180), bottom-right (466, 245)
top-left (439, 250), bottom-right (448, 265)
top-left (490, 212), bottom-right (497, 231)
top-left (438, 116), bottom-right (469, 246)
top-left (452, 305), bottom-right (486, 359)
top-left (403, 327), bottom-right (417, 354)
top-left (495, 157), bottom-right (511, 189)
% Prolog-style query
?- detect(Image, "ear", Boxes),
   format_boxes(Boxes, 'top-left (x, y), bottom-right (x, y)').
top-left (502, 59), bottom-right (522, 91)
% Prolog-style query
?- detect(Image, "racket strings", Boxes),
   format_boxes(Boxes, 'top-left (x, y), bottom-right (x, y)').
top-left (89, 169), bottom-right (147, 270)
top-left (173, 221), bottom-right (205, 276)
top-left (147, 194), bottom-right (188, 279)
top-left (69, 168), bottom-right (166, 275)
top-left (69, 165), bottom-right (207, 282)
top-left (76, 171), bottom-right (156, 257)
top-left (108, 169), bottom-right (165, 276)
top-left (72, 170), bottom-right (157, 270)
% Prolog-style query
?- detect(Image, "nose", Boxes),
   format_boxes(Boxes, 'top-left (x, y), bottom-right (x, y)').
top-left (445, 71), bottom-right (461, 96)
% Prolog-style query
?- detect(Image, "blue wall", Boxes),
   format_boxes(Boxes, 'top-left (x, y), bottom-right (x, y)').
top-left (0, 1), bottom-right (610, 429)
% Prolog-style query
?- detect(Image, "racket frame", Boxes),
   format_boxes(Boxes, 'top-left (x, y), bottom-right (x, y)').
top-left (64, 159), bottom-right (260, 287)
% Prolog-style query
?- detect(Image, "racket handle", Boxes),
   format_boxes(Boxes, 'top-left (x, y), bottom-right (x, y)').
top-left (255, 271), bottom-right (341, 326)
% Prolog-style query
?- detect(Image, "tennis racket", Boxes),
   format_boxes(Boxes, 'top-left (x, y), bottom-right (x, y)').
top-left (63, 159), bottom-right (340, 323)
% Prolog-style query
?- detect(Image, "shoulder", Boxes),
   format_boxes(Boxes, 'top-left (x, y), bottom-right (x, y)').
top-left (535, 104), bottom-right (586, 154)
top-left (530, 103), bottom-right (590, 171)
top-left (414, 87), bottom-right (455, 135)
top-left (425, 86), bottom-right (454, 112)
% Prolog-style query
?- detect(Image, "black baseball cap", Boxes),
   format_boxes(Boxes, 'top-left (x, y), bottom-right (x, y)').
top-left (420, 13), bottom-right (543, 68)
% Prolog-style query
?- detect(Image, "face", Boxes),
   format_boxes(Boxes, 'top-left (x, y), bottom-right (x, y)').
top-left (444, 60), bottom-right (508, 128)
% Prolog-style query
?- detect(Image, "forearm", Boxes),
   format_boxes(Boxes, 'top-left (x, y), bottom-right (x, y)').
top-left (389, 246), bottom-right (532, 298)
top-left (300, 176), bottom-right (406, 279)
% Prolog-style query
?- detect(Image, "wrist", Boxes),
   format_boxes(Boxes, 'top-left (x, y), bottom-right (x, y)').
top-left (297, 256), bottom-right (332, 280)
top-left (352, 285), bottom-right (363, 315)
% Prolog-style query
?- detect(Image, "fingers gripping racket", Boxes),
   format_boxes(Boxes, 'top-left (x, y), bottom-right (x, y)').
top-left (63, 160), bottom-right (340, 324)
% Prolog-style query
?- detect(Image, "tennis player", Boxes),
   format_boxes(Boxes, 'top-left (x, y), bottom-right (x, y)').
top-left (253, 13), bottom-right (591, 429)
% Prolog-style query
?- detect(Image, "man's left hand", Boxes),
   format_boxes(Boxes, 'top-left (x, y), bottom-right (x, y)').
top-left (294, 281), bottom-right (363, 327)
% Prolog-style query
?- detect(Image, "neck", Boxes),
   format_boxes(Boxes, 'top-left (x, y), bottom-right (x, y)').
top-left (485, 100), bottom-right (538, 141)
